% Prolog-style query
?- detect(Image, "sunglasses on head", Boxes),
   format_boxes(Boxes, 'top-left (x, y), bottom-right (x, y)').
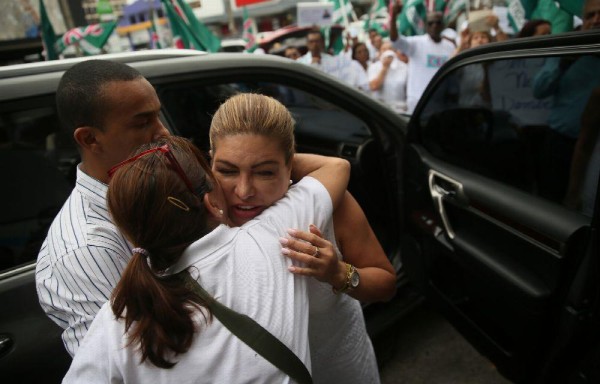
top-left (108, 144), bottom-right (196, 194)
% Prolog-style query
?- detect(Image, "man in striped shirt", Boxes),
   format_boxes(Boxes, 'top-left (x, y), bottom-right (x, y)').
top-left (35, 60), bottom-right (170, 356)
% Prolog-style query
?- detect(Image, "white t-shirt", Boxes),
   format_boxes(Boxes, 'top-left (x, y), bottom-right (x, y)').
top-left (306, 225), bottom-right (381, 384)
top-left (340, 59), bottom-right (370, 93)
top-left (368, 57), bottom-right (409, 113)
top-left (392, 34), bottom-right (455, 113)
top-left (63, 177), bottom-right (333, 384)
top-left (297, 52), bottom-right (349, 80)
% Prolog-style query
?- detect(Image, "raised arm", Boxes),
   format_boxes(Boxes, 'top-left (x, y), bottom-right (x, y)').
top-left (291, 153), bottom-right (350, 210)
top-left (389, 0), bottom-right (403, 42)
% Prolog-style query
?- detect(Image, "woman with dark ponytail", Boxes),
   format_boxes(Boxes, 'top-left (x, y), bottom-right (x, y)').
top-left (63, 100), bottom-right (350, 383)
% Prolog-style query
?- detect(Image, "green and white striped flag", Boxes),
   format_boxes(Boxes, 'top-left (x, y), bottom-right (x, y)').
top-left (398, 0), bottom-right (427, 36)
top-left (443, 0), bottom-right (468, 25)
top-left (322, 0), bottom-right (355, 26)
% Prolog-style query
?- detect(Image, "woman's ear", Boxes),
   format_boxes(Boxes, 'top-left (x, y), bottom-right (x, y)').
top-left (203, 193), bottom-right (224, 219)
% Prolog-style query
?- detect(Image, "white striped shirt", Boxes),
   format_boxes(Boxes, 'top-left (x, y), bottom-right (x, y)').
top-left (35, 165), bottom-right (131, 357)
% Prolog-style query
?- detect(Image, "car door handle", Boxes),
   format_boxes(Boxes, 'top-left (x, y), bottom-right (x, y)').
top-left (428, 170), bottom-right (465, 240)
top-left (0, 334), bottom-right (13, 357)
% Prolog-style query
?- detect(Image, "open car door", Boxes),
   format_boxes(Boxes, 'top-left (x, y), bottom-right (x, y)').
top-left (401, 32), bottom-right (600, 383)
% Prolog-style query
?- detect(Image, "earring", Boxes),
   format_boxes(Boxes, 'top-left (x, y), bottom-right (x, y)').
top-left (219, 209), bottom-right (224, 216)
top-left (289, 180), bottom-right (293, 185)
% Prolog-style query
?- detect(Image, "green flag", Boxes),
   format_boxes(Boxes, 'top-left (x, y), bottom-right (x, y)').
top-left (55, 21), bottom-right (117, 56)
top-left (364, 0), bottom-right (389, 35)
top-left (556, 0), bottom-right (584, 16)
top-left (174, 0), bottom-right (221, 52)
top-left (161, 0), bottom-right (189, 48)
top-left (507, 0), bottom-right (527, 33)
top-left (398, 0), bottom-right (427, 36)
top-left (532, 0), bottom-right (573, 33)
top-left (325, 0), bottom-right (355, 27)
top-left (443, 0), bottom-right (468, 25)
top-left (150, 7), bottom-right (162, 49)
top-left (39, 0), bottom-right (58, 60)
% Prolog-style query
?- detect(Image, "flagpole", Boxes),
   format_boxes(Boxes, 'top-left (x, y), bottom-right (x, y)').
top-left (340, 0), bottom-right (350, 29)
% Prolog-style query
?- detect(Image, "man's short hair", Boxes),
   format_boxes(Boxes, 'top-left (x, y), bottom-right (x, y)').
top-left (56, 60), bottom-right (142, 134)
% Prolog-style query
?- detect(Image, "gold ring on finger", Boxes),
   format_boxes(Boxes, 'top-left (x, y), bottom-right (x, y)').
top-left (312, 246), bottom-right (320, 257)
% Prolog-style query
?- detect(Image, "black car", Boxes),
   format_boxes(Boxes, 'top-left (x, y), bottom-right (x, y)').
top-left (1, 30), bottom-right (599, 383)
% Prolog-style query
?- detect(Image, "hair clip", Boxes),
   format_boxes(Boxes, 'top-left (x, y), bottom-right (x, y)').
top-left (167, 196), bottom-right (190, 211)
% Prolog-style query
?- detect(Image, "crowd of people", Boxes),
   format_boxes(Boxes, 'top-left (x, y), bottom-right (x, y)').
top-left (272, 2), bottom-right (578, 114)
top-left (32, 0), bottom-right (599, 382)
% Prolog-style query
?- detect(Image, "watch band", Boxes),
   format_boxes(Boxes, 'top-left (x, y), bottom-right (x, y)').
top-left (332, 262), bottom-right (355, 295)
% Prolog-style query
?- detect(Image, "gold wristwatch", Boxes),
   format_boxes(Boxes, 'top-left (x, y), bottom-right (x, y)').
top-left (333, 262), bottom-right (360, 294)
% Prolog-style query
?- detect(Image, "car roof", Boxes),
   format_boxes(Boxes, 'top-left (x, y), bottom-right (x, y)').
top-left (0, 49), bottom-right (206, 79)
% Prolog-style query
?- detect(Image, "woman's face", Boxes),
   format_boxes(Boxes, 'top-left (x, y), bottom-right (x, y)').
top-left (470, 32), bottom-right (490, 48)
top-left (211, 134), bottom-right (292, 227)
top-left (354, 44), bottom-right (369, 64)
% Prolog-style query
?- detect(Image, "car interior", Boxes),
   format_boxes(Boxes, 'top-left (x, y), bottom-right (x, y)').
top-left (0, 78), bottom-right (401, 285)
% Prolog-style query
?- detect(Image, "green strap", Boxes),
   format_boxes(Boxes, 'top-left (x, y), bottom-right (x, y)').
top-left (179, 271), bottom-right (313, 384)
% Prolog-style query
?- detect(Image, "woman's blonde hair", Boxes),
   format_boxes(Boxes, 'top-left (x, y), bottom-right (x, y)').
top-left (209, 93), bottom-right (296, 164)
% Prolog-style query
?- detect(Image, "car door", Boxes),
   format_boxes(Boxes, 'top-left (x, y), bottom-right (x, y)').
top-left (401, 32), bottom-right (600, 383)
top-left (0, 92), bottom-right (75, 382)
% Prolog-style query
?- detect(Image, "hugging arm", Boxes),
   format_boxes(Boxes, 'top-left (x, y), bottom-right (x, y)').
top-left (290, 153), bottom-right (350, 210)
top-left (287, 154), bottom-right (396, 302)
top-left (285, 192), bottom-right (396, 303)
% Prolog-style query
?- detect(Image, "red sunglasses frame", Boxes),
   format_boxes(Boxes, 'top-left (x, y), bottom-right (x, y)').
top-left (107, 144), bottom-right (196, 194)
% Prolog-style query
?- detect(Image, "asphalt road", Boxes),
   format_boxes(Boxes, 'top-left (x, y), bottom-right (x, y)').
top-left (375, 302), bottom-right (512, 384)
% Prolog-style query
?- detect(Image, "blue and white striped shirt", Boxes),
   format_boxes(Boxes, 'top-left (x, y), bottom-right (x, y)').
top-left (35, 166), bottom-right (131, 357)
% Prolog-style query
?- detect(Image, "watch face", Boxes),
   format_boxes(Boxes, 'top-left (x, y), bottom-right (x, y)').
top-left (350, 269), bottom-right (360, 288)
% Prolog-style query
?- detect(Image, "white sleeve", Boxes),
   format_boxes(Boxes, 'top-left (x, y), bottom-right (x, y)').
top-left (367, 61), bottom-right (382, 82)
top-left (261, 177), bottom-right (333, 234)
top-left (62, 303), bottom-right (121, 383)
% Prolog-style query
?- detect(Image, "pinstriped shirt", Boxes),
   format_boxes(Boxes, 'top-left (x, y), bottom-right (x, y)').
top-left (35, 166), bottom-right (131, 357)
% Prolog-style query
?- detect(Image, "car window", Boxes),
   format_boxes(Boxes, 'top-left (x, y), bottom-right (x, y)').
top-left (157, 81), bottom-right (372, 152)
top-left (416, 54), bottom-right (600, 217)
top-left (0, 96), bottom-right (78, 273)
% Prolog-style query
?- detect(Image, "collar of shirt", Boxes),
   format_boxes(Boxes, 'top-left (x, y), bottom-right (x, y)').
top-left (75, 164), bottom-right (109, 209)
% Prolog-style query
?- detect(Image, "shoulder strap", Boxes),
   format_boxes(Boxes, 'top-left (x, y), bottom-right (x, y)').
top-left (178, 271), bottom-right (313, 384)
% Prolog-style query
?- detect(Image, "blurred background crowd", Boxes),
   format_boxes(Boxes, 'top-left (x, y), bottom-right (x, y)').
top-left (1, 0), bottom-right (594, 113)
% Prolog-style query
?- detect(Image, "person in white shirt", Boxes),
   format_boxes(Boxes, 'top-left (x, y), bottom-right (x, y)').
top-left (63, 116), bottom-right (350, 381)
top-left (337, 42), bottom-right (371, 93)
top-left (36, 60), bottom-right (171, 357)
top-left (368, 42), bottom-right (409, 113)
top-left (297, 29), bottom-right (348, 78)
top-left (390, 2), bottom-right (455, 113)
top-left (366, 28), bottom-right (383, 62)
top-left (210, 95), bottom-right (396, 383)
